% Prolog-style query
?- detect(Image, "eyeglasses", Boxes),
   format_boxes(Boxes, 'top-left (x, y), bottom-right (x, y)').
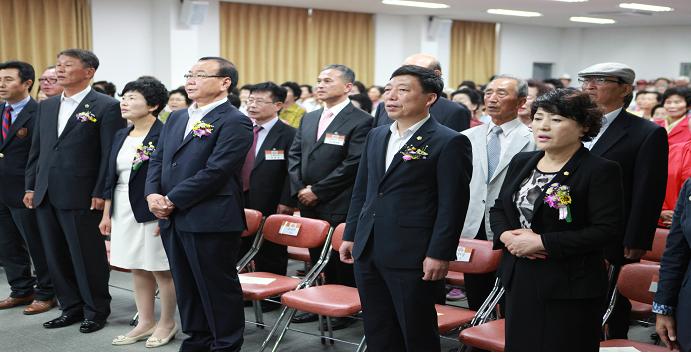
top-left (183, 73), bottom-right (226, 80)
top-left (578, 77), bottom-right (622, 85)
top-left (38, 77), bottom-right (58, 84)
top-left (246, 98), bottom-right (276, 105)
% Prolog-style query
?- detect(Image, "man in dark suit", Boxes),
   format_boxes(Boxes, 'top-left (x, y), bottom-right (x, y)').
top-left (340, 65), bottom-right (472, 351)
top-left (374, 53), bottom-right (470, 132)
top-left (24, 49), bottom-right (125, 333)
top-left (240, 81), bottom-right (296, 278)
top-left (288, 64), bottom-right (373, 327)
top-left (0, 61), bottom-right (55, 315)
top-left (145, 57), bottom-right (252, 351)
top-left (578, 62), bottom-right (668, 339)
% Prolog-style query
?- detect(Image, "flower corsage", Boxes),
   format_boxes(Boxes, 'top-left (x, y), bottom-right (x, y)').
top-left (400, 144), bottom-right (429, 161)
top-left (544, 183), bottom-right (572, 223)
top-left (132, 141), bottom-right (156, 171)
top-left (191, 121), bottom-right (214, 138)
top-left (76, 111), bottom-right (97, 123)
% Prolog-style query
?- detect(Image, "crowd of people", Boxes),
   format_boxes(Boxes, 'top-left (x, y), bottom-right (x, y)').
top-left (0, 47), bottom-right (690, 352)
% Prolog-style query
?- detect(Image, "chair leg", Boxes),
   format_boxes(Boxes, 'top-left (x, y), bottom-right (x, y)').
top-left (271, 308), bottom-right (298, 352)
top-left (253, 301), bottom-right (264, 329)
top-left (326, 316), bottom-right (334, 345)
top-left (130, 312), bottom-right (139, 326)
top-left (259, 305), bottom-right (294, 352)
top-left (318, 314), bottom-right (325, 344)
top-left (355, 335), bottom-right (367, 352)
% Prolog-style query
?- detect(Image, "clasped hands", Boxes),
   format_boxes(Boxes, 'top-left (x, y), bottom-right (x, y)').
top-left (339, 241), bottom-right (449, 281)
top-left (500, 228), bottom-right (549, 260)
top-left (147, 194), bottom-right (175, 219)
top-left (298, 185), bottom-right (318, 207)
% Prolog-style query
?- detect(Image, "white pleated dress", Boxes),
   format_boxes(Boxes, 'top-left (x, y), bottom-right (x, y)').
top-left (109, 135), bottom-right (170, 271)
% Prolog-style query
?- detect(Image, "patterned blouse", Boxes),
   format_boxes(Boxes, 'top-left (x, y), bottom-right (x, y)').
top-left (513, 169), bottom-right (557, 228)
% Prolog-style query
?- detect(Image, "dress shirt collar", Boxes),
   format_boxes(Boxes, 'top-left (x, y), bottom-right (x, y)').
top-left (256, 117), bottom-right (279, 132)
top-left (603, 107), bottom-right (623, 127)
top-left (389, 115), bottom-right (431, 138)
top-left (60, 86), bottom-right (91, 104)
top-left (323, 98), bottom-right (350, 119)
top-left (487, 117), bottom-right (522, 137)
top-left (188, 97), bottom-right (228, 118)
top-left (6, 95), bottom-right (30, 113)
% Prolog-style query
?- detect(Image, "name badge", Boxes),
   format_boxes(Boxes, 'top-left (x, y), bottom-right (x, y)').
top-left (279, 221), bottom-right (301, 236)
top-left (456, 246), bottom-right (473, 262)
top-left (324, 133), bottom-right (346, 146)
top-left (265, 149), bottom-right (285, 160)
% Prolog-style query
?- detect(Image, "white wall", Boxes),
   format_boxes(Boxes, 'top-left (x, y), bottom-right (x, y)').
top-left (497, 23), bottom-right (564, 79)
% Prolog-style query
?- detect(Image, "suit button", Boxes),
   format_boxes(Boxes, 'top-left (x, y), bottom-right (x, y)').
top-left (372, 213), bottom-right (376, 217)
top-left (0, 153), bottom-right (4, 158)
top-left (172, 162), bottom-right (177, 167)
top-left (378, 193), bottom-right (383, 197)
top-left (53, 147), bottom-right (59, 151)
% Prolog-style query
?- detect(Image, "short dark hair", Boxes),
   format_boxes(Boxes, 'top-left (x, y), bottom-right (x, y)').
top-left (527, 79), bottom-right (550, 97)
top-left (661, 87), bottom-right (691, 107)
top-left (651, 103), bottom-right (666, 117)
top-left (321, 64), bottom-right (356, 84)
top-left (251, 81), bottom-right (287, 103)
top-left (0, 60), bottom-right (35, 91)
top-left (368, 85), bottom-right (384, 96)
top-left (543, 78), bottom-right (565, 89)
top-left (92, 80), bottom-right (117, 97)
top-left (280, 81), bottom-right (301, 100)
top-left (390, 65), bottom-right (444, 98)
top-left (457, 80), bottom-right (477, 90)
top-left (58, 48), bottom-right (99, 70)
top-left (300, 84), bottom-right (313, 94)
top-left (531, 88), bottom-right (602, 142)
top-left (198, 56), bottom-right (239, 92)
top-left (451, 88), bottom-right (481, 107)
top-left (349, 93), bottom-right (372, 114)
top-left (239, 84), bottom-right (253, 92)
top-left (227, 93), bottom-right (241, 108)
top-left (119, 78), bottom-right (169, 117)
top-left (169, 86), bottom-right (192, 105)
top-left (655, 77), bottom-right (671, 84)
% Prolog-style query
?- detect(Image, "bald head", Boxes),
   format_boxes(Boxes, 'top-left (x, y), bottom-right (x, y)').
top-left (403, 53), bottom-right (442, 76)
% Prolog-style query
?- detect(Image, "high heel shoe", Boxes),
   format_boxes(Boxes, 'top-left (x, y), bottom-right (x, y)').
top-left (112, 324), bottom-right (156, 345)
top-left (145, 324), bottom-right (178, 348)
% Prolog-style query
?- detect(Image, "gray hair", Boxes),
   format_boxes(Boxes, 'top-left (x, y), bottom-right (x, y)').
top-left (322, 64), bottom-right (355, 84)
top-left (492, 74), bottom-right (528, 98)
top-left (57, 48), bottom-right (99, 70)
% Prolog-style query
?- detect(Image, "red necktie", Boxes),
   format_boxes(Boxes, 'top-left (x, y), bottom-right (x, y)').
top-left (241, 126), bottom-right (263, 192)
top-left (2, 106), bottom-right (12, 141)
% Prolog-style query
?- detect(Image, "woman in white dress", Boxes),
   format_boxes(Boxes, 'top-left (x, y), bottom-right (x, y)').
top-left (99, 79), bottom-right (177, 348)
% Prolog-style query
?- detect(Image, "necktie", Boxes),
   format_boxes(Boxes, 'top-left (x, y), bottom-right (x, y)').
top-left (241, 125), bottom-right (263, 192)
top-left (487, 126), bottom-right (502, 182)
top-left (316, 110), bottom-right (334, 139)
top-left (2, 106), bottom-right (12, 142)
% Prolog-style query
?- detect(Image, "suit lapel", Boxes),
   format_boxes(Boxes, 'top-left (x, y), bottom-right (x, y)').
top-left (475, 125), bottom-right (490, 183)
top-left (174, 102), bottom-right (227, 156)
top-left (530, 146), bottom-right (588, 215)
top-left (58, 91), bottom-right (98, 141)
top-left (0, 100), bottom-right (36, 150)
top-left (309, 104), bottom-right (354, 154)
top-left (253, 119), bottom-right (284, 169)
top-left (380, 118), bottom-right (437, 186)
top-left (491, 125), bottom-right (532, 183)
top-left (591, 110), bottom-right (630, 156)
top-left (129, 120), bottom-right (162, 183)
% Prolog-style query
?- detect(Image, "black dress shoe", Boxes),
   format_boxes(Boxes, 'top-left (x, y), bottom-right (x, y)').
top-left (43, 314), bottom-right (83, 329)
top-left (79, 319), bottom-right (106, 333)
top-left (291, 312), bottom-right (319, 323)
top-left (320, 317), bottom-right (355, 331)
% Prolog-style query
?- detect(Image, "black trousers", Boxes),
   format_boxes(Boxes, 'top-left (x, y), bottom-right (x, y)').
top-left (35, 196), bottom-right (110, 320)
top-left (299, 207), bottom-right (355, 287)
top-left (161, 221), bottom-right (245, 352)
top-left (463, 220), bottom-right (496, 311)
top-left (354, 236), bottom-right (442, 351)
top-left (0, 202), bottom-right (53, 300)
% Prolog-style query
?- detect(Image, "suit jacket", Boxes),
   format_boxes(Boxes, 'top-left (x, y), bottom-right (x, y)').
top-left (103, 120), bottom-right (163, 222)
top-left (374, 97), bottom-right (470, 132)
top-left (655, 178), bottom-right (691, 350)
top-left (0, 99), bottom-right (38, 208)
top-left (490, 147), bottom-right (625, 299)
top-left (343, 117), bottom-right (473, 268)
top-left (246, 119), bottom-right (297, 216)
top-left (145, 101), bottom-right (253, 233)
top-left (461, 121), bottom-right (536, 240)
top-left (25, 90), bottom-right (125, 209)
top-left (288, 102), bottom-right (373, 216)
top-left (590, 109), bottom-right (668, 265)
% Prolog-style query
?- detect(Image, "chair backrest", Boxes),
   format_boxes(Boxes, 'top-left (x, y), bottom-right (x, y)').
top-left (262, 214), bottom-right (331, 248)
top-left (617, 263), bottom-right (660, 305)
top-left (331, 223), bottom-right (346, 251)
top-left (448, 238), bottom-right (502, 274)
top-left (641, 228), bottom-right (669, 263)
top-left (241, 209), bottom-right (264, 238)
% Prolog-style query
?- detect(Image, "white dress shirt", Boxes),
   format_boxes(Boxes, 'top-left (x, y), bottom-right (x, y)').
top-left (58, 86), bottom-right (91, 136)
top-left (5, 95), bottom-right (31, 123)
top-left (385, 115), bottom-right (430, 171)
top-left (584, 107), bottom-right (622, 150)
top-left (184, 97), bottom-right (228, 139)
top-left (254, 117), bottom-right (279, 156)
top-left (486, 118), bottom-right (523, 158)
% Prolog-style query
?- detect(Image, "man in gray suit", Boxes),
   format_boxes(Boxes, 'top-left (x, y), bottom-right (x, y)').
top-left (460, 75), bottom-right (536, 311)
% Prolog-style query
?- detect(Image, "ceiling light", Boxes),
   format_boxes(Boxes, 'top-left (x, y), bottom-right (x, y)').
top-left (381, 0), bottom-right (450, 9)
top-left (570, 16), bottom-right (616, 24)
top-left (487, 9), bottom-right (542, 17)
top-left (619, 3), bottom-right (673, 12)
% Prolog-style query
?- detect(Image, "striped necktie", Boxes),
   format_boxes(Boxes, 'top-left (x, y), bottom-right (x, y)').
top-left (1, 106), bottom-right (12, 142)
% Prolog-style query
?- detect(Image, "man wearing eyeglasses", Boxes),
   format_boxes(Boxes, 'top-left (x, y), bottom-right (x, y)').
top-left (145, 56), bottom-right (253, 351)
top-left (578, 62), bottom-right (668, 339)
top-left (36, 66), bottom-right (63, 101)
